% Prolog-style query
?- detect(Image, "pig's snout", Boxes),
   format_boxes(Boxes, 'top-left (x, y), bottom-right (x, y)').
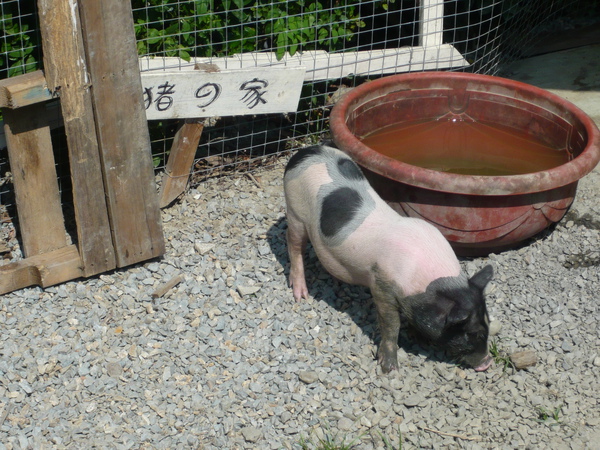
top-left (456, 352), bottom-right (493, 372)
top-left (458, 346), bottom-right (493, 372)
top-left (473, 354), bottom-right (493, 372)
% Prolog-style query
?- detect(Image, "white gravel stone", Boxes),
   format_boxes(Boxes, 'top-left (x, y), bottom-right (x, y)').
top-left (489, 320), bottom-right (502, 336)
top-left (241, 426), bottom-right (262, 443)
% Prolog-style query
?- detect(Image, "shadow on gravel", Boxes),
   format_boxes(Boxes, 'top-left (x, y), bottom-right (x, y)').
top-left (267, 216), bottom-right (448, 369)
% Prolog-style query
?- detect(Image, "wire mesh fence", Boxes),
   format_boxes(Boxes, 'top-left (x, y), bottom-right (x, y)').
top-left (0, 0), bottom-right (595, 209)
top-left (134, 0), bottom-right (503, 182)
top-left (130, 0), bottom-right (597, 185)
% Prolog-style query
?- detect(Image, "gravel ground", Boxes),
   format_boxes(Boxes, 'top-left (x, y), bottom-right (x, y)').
top-left (1, 153), bottom-right (599, 449)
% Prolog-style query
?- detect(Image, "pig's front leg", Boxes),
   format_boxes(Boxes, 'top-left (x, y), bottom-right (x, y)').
top-left (372, 280), bottom-right (402, 373)
top-left (286, 215), bottom-right (309, 300)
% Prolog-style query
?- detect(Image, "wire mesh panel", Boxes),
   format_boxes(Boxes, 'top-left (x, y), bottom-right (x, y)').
top-left (0, 0), bottom-right (594, 264)
top-left (0, 0), bottom-right (41, 78)
top-left (0, 0), bottom-right (594, 199)
top-left (131, 0), bottom-right (590, 185)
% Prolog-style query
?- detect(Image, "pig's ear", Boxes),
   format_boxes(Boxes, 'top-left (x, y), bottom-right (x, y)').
top-left (446, 302), bottom-right (470, 327)
top-left (410, 295), bottom-right (451, 340)
top-left (426, 297), bottom-right (468, 337)
top-left (468, 265), bottom-right (493, 291)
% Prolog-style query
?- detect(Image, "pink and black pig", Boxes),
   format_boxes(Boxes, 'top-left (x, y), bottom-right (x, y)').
top-left (283, 145), bottom-right (494, 373)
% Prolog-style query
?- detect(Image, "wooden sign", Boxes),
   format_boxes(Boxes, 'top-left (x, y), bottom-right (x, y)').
top-left (139, 45), bottom-right (469, 84)
top-left (141, 66), bottom-right (305, 120)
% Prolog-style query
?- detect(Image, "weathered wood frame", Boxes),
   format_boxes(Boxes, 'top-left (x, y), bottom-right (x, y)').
top-left (0, 0), bottom-right (164, 294)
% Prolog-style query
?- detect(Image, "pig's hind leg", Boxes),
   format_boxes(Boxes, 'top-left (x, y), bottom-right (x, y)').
top-left (286, 214), bottom-right (309, 300)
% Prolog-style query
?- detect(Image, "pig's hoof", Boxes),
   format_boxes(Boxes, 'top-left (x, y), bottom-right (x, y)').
top-left (380, 362), bottom-right (398, 374)
top-left (291, 283), bottom-right (309, 301)
top-left (380, 360), bottom-right (399, 374)
top-left (378, 350), bottom-right (399, 374)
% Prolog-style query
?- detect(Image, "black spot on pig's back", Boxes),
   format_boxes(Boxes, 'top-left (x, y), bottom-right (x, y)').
top-left (285, 145), bottom-right (324, 175)
top-left (320, 187), bottom-right (363, 238)
top-left (337, 157), bottom-right (364, 181)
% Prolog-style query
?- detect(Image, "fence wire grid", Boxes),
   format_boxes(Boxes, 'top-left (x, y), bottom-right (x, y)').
top-left (0, 0), bottom-right (596, 208)
top-left (135, 0), bottom-right (506, 181)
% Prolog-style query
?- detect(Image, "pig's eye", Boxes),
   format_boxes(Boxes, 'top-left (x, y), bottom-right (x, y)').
top-left (468, 330), bottom-right (485, 339)
top-left (466, 332), bottom-right (479, 342)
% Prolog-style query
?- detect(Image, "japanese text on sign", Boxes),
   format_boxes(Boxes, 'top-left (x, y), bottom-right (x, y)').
top-left (140, 67), bottom-right (305, 120)
top-left (144, 77), bottom-right (270, 113)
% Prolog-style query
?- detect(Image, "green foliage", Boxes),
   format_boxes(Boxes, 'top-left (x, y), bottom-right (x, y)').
top-left (535, 405), bottom-right (563, 426)
top-left (489, 339), bottom-right (515, 373)
top-left (298, 427), bottom-right (366, 450)
top-left (0, 1), bottom-right (385, 75)
top-left (132, 0), bottom-right (367, 61)
top-left (378, 425), bottom-right (402, 450)
top-left (298, 422), bottom-right (402, 450)
top-left (1, 9), bottom-right (40, 77)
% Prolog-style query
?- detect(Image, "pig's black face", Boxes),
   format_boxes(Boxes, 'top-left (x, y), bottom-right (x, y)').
top-left (438, 296), bottom-right (491, 370)
top-left (407, 265), bottom-right (494, 371)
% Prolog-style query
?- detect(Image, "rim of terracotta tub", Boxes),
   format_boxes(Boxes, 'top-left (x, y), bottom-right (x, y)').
top-left (330, 71), bottom-right (600, 196)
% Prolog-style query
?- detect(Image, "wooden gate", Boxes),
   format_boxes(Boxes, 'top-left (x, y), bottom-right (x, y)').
top-left (0, 0), bottom-right (165, 294)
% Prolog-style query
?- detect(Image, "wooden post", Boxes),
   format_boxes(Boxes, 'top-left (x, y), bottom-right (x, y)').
top-left (38, 0), bottom-right (117, 276)
top-left (159, 119), bottom-right (204, 208)
top-left (420, 0), bottom-right (445, 48)
top-left (157, 64), bottom-right (205, 208)
top-left (77, 0), bottom-right (165, 267)
top-left (3, 103), bottom-right (67, 257)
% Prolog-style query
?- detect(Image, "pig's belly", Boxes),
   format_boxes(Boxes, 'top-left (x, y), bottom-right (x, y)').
top-left (304, 204), bottom-right (392, 288)
top-left (309, 234), bottom-right (374, 287)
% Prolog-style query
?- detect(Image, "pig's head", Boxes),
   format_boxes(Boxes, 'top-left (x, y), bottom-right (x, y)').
top-left (406, 265), bottom-right (494, 371)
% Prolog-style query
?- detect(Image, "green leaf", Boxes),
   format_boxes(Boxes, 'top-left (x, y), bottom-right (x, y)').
top-left (317, 27), bottom-right (329, 44)
top-left (195, 0), bottom-right (210, 15)
top-left (180, 20), bottom-right (192, 33)
top-left (179, 48), bottom-right (191, 62)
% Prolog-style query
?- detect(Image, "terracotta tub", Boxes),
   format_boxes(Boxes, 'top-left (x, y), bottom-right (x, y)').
top-left (330, 72), bottom-right (600, 255)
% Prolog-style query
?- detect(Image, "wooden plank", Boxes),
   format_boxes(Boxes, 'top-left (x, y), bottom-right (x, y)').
top-left (159, 119), bottom-right (204, 208)
top-left (151, 273), bottom-right (184, 299)
top-left (38, 0), bottom-right (117, 277)
top-left (142, 67), bottom-right (305, 120)
top-left (78, 0), bottom-right (165, 267)
top-left (0, 102), bottom-right (63, 150)
top-left (3, 103), bottom-right (67, 257)
top-left (139, 46), bottom-right (469, 82)
top-left (420, 0), bottom-right (444, 48)
top-left (158, 63), bottom-right (203, 207)
top-left (0, 70), bottom-right (53, 109)
top-left (0, 245), bottom-right (83, 294)
top-left (0, 46), bottom-right (468, 120)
